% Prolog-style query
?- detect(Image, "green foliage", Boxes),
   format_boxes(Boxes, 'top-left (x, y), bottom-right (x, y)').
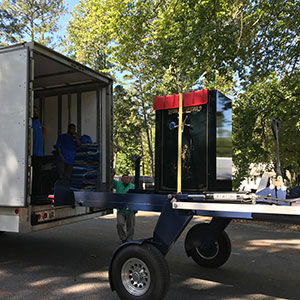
top-left (64, 0), bottom-right (244, 174)
top-left (64, 0), bottom-right (300, 183)
top-left (113, 85), bottom-right (142, 174)
top-left (113, 83), bottom-right (155, 176)
top-left (236, 0), bottom-right (300, 85)
top-left (0, 0), bottom-right (66, 46)
top-left (233, 70), bottom-right (300, 188)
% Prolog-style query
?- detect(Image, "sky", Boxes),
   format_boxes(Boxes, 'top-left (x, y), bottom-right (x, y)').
top-left (57, 0), bottom-right (79, 40)
top-left (57, 0), bottom-right (127, 84)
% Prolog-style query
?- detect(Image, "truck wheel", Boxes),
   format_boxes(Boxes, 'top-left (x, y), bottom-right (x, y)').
top-left (185, 223), bottom-right (231, 268)
top-left (111, 243), bottom-right (170, 300)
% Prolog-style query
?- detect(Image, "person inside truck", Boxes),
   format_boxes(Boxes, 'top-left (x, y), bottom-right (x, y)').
top-left (32, 105), bottom-right (44, 195)
top-left (55, 123), bottom-right (81, 180)
top-left (113, 173), bottom-right (136, 243)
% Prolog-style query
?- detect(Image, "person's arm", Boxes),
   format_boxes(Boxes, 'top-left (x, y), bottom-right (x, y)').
top-left (42, 125), bottom-right (45, 148)
top-left (56, 136), bottom-right (64, 162)
top-left (129, 183), bottom-right (135, 191)
top-left (74, 133), bottom-right (81, 146)
top-left (56, 146), bottom-right (64, 162)
top-left (113, 180), bottom-right (118, 189)
top-left (42, 134), bottom-right (45, 154)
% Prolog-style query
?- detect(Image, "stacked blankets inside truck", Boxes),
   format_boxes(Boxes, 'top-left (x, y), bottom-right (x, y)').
top-left (70, 135), bottom-right (99, 191)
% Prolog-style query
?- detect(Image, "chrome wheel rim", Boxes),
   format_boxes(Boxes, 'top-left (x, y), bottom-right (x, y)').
top-left (121, 258), bottom-right (151, 296)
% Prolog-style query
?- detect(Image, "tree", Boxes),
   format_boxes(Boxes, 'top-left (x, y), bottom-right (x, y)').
top-left (65, 0), bottom-right (244, 92)
top-left (233, 70), bottom-right (300, 188)
top-left (64, 0), bottom-right (244, 174)
top-left (235, 0), bottom-right (300, 85)
top-left (0, 0), bottom-right (66, 46)
top-left (65, 0), bottom-right (300, 181)
top-left (113, 85), bottom-right (143, 175)
top-left (231, 0), bottom-right (300, 187)
top-left (0, 5), bottom-right (21, 44)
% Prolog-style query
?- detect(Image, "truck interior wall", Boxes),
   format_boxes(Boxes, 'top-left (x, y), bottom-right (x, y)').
top-left (36, 92), bottom-right (98, 156)
top-left (70, 94), bottom-right (78, 128)
top-left (33, 89), bottom-right (104, 196)
top-left (61, 95), bottom-right (69, 133)
top-left (81, 91), bottom-right (97, 142)
top-left (43, 96), bottom-right (58, 156)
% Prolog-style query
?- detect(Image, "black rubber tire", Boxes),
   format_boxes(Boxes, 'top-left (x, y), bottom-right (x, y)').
top-left (185, 223), bottom-right (231, 268)
top-left (111, 243), bottom-right (170, 300)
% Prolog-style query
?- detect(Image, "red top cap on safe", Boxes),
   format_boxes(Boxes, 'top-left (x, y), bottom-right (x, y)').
top-left (153, 89), bottom-right (208, 111)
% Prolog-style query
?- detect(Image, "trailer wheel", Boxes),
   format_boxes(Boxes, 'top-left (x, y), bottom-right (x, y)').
top-left (111, 243), bottom-right (170, 300)
top-left (185, 223), bottom-right (231, 268)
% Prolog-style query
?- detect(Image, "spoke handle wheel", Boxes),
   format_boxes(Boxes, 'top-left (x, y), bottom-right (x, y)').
top-left (185, 223), bottom-right (231, 268)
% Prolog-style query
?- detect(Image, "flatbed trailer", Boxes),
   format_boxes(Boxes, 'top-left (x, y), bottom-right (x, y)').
top-left (67, 185), bottom-right (300, 300)
top-left (64, 89), bottom-right (300, 300)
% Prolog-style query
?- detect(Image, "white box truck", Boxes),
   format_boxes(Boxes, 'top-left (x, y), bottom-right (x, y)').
top-left (0, 42), bottom-right (113, 233)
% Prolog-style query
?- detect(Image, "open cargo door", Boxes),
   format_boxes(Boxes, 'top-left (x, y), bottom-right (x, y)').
top-left (0, 47), bottom-right (28, 207)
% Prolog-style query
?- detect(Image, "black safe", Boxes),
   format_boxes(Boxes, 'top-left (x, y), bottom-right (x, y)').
top-left (155, 90), bottom-right (232, 193)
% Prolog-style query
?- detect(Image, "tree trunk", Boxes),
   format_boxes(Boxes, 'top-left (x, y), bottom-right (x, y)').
top-left (141, 135), bottom-right (145, 176)
top-left (137, 78), bottom-right (154, 176)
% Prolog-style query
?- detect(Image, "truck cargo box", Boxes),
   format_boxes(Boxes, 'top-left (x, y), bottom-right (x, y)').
top-left (0, 42), bottom-right (113, 232)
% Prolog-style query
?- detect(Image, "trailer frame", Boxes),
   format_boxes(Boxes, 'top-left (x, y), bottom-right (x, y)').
top-left (72, 188), bottom-right (300, 300)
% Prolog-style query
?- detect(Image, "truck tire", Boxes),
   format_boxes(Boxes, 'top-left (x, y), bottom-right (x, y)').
top-left (111, 243), bottom-right (170, 300)
top-left (185, 223), bottom-right (231, 268)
